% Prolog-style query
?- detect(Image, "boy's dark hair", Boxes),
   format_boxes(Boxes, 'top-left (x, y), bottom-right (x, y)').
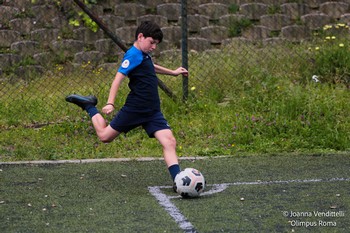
top-left (135, 21), bottom-right (163, 43)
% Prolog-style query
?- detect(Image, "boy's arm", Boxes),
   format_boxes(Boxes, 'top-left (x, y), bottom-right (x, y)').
top-left (102, 72), bottom-right (126, 115)
top-left (154, 64), bottom-right (188, 77)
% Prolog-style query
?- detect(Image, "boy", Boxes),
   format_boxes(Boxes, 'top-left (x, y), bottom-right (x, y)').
top-left (66, 21), bottom-right (188, 183)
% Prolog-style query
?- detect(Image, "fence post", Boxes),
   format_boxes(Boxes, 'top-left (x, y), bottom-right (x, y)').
top-left (181, 0), bottom-right (188, 101)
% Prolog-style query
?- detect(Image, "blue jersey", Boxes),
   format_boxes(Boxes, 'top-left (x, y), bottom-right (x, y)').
top-left (118, 46), bottom-right (160, 112)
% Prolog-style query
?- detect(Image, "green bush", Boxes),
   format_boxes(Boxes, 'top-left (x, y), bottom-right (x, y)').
top-left (228, 18), bottom-right (253, 37)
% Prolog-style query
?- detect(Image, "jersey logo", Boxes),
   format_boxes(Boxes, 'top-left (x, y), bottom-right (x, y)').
top-left (121, 59), bottom-right (130, 68)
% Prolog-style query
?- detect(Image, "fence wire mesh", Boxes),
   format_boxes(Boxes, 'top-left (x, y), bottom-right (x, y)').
top-left (0, 1), bottom-right (349, 127)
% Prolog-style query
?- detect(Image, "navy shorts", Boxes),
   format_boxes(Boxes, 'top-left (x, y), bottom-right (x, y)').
top-left (110, 108), bottom-right (171, 138)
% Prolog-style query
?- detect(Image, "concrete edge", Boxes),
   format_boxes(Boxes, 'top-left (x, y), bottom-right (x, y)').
top-left (0, 155), bottom-right (229, 166)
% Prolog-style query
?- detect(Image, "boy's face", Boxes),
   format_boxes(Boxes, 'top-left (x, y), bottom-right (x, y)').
top-left (137, 33), bottom-right (159, 53)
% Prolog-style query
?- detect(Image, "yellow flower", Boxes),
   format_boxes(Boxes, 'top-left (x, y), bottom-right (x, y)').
top-left (331, 36), bottom-right (336, 40)
top-left (339, 43), bottom-right (344, 47)
top-left (315, 47), bottom-right (320, 51)
top-left (325, 36), bottom-right (331, 40)
top-left (323, 25), bottom-right (332, 30)
top-left (191, 86), bottom-right (196, 91)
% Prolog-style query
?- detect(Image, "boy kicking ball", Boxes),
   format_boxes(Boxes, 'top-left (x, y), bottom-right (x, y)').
top-left (66, 21), bottom-right (188, 183)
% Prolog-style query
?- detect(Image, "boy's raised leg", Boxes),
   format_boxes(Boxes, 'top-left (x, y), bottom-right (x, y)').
top-left (66, 94), bottom-right (119, 143)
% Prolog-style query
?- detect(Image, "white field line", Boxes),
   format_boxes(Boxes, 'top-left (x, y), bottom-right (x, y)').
top-left (148, 186), bottom-right (198, 233)
top-left (148, 177), bottom-right (350, 233)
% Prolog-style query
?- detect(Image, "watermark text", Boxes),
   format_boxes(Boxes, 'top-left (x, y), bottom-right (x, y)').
top-left (282, 210), bottom-right (345, 228)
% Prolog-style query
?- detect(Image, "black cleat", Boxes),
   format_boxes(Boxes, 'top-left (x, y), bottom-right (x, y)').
top-left (173, 183), bottom-right (178, 193)
top-left (65, 94), bottom-right (97, 110)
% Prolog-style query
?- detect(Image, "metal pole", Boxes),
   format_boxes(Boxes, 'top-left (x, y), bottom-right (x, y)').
top-left (72, 0), bottom-right (127, 52)
top-left (181, 0), bottom-right (188, 101)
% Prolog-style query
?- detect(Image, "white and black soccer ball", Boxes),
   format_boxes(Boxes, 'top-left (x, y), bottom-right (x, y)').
top-left (174, 168), bottom-right (206, 198)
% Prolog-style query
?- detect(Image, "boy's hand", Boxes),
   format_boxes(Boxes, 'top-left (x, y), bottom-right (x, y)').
top-left (102, 104), bottom-right (115, 115)
top-left (173, 67), bottom-right (188, 76)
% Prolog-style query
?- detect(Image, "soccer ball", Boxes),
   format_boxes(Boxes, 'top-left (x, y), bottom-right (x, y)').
top-left (174, 168), bottom-right (206, 198)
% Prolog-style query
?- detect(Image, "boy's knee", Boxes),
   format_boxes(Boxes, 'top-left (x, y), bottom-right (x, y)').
top-left (155, 129), bottom-right (176, 149)
top-left (97, 128), bottom-right (119, 143)
top-left (98, 134), bottom-right (114, 143)
top-left (165, 136), bottom-right (176, 148)
top-left (99, 136), bottom-right (112, 143)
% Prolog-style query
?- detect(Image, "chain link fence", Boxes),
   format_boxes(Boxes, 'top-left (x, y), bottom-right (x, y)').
top-left (1, 0), bottom-right (349, 127)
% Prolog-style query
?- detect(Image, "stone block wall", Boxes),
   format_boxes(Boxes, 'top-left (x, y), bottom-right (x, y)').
top-left (1, 0), bottom-right (350, 76)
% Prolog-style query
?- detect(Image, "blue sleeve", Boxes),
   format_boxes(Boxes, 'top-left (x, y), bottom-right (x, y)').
top-left (118, 47), bottom-right (143, 76)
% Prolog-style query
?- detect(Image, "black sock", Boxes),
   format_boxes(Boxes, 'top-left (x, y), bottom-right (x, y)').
top-left (168, 164), bottom-right (181, 181)
top-left (85, 105), bottom-right (99, 118)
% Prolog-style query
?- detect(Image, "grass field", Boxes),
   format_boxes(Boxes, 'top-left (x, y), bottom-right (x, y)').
top-left (1, 154), bottom-right (349, 232)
